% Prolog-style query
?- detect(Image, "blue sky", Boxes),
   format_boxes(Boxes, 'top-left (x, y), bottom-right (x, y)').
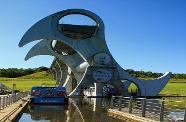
top-left (0, 0), bottom-right (185, 73)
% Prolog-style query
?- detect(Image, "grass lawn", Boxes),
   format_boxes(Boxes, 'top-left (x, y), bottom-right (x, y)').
top-left (0, 71), bottom-right (186, 96)
top-left (128, 79), bottom-right (186, 96)
top-left (0, 71), bottom-right (56, 91)
top-left (160, 82), bottom-right (186, 96)
top-left (0, 79), bottom-right (56, 91)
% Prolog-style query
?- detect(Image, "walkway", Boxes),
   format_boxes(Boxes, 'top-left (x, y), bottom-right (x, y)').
top-left (0, 96), bottom-right (28, 122)
top-left (108, 109), bottom-right (158, 122)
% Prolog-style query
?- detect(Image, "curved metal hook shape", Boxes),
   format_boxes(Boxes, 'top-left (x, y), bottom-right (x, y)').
top-left (117, 66), bottom-right (171, 96)
top-left (19, 9), bottom-right (107, 62)
top-left (25, 39), bottom-right (85, 81)
top-left (19, 9), bottom-right (105, 47)
top-left (19, 9), bottom-right (171, 96)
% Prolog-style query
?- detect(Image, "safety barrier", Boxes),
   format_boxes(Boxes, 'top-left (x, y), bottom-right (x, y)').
top-left (0, 92), bottom-right (28, 110)
top-left (110, 96), bottom-right (186, 121)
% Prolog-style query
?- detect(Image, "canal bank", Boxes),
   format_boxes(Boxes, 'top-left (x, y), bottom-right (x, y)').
top-left (108, 109), bottom-right (157, 122)
top-left (0, 96), bottom-right (29, 122)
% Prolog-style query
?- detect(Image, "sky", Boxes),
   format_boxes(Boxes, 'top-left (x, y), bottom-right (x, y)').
top-left (0, 0), bottom-right (185, 73)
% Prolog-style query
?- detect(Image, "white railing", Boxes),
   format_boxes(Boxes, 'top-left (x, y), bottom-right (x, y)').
top-left (0, 92), bottom-right (28, 110)
top-left (110, 96), bottom-right (186, 122)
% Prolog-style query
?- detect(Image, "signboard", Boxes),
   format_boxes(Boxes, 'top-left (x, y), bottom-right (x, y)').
top-left (93, 69), bottom-right (112, 82)
top-left (94, 53), bottom-right (111, 65)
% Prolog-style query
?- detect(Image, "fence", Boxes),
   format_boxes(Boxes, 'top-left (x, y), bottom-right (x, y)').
top-left (0, 92), bottom-right (28, 110)
top-left (110, 96), bottom-right (186, 122)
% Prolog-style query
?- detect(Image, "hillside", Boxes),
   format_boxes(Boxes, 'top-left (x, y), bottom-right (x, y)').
top-left (19, 71), bottom-right (53, 79)
top-left (0, 71), bottom-right (56, 91)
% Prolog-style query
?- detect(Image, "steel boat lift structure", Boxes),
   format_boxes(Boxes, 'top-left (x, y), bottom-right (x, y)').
top-left (19, 9), bottom-right (171, 97)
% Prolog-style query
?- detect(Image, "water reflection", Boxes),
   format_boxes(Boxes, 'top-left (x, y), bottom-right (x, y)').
top-left (18, 98), bottom-right (123, 122)
top-left (30, 105), bottom-right (68, 121)
top-left (168, 111), bottom-right (184, 121)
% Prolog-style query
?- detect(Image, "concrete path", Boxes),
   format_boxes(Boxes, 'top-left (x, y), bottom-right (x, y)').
top-left (108, 109), bottom-right (158, 122)
top-left (0, 97), bottom-right (28, 122)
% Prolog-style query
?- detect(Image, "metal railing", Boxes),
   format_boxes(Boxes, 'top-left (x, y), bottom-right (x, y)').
top-left (0, 92), bottom-right (28, 110)
top-left (110, 96), bottom-right (186, 122)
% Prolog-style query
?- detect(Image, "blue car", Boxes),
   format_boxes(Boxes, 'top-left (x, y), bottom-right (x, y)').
top-left (30, 86), bottom-right (68, 104)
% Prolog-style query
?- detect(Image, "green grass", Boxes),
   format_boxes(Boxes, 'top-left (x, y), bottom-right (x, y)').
top-left (1, 71), bottom-right (186, 96)
top-left (160, 82), bottom-right (186, 96)
top-left (0, 79), bottom-right (56, 91)
top-left (128, 78), bottom-right (186, 96)
top-left (0, 71), bottom-right (56, 91)
top-left (164, 97), bottom-right (186, 109)
top-left (169, 78), bottom-right (186, 83)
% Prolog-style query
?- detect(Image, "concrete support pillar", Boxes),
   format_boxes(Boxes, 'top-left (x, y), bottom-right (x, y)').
top-left (55, 68), bottom-right (62, 85)
top-left (64, 78), bottom-right (72, 94)
top-left (93, 83), bottom-right (104, 97)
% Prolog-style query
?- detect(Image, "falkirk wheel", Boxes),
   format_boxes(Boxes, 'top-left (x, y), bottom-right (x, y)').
top-left (19, 9), bottom-right (171, 97)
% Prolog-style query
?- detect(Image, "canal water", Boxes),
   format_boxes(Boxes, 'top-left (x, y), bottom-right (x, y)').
top-left (18, 98), bottom-right (124, 122)
top-left (17, 97), bottom-right (186, 122)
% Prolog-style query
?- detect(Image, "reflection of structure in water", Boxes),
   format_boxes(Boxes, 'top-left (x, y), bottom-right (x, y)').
top-left (23, 98), bottom-right (122, 122)
top-left (29, 105), bottom-right (68, 121)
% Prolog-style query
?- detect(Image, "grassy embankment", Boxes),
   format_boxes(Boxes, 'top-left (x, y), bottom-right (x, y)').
top-left (0, 71), bottom-right (55, 91)
top-left (0, 71), bottom-right (186, 96)
top-left (160, 79), bottom-right (186, 96)
top-left (127, 78), bottom-right (186, 96)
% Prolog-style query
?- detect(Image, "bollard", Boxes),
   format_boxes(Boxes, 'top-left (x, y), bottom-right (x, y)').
top-left (7, 96), bottom-right (9, 106)
top-left (129, 96), bottom-right (133, 113)
top-left (5, 96), bottom-right (7, 107)
top-left (10, 94), bottom-right (12, 104)
top-left (1, 97), bottom-right (3, 109)
top-left (184, 107), bottom-right (186, 122)
top-left (6, 96), bottom-right (8, 107)
top-left (7, 95), bottom-right (9, 106)
top-left (3, 96), bottom-right (6, 108)
top-left (14, 94), bottom-right (16, 102)
top-left (110, 96), bottom-right (114, 108)
top-left (8, 95), bottom-right (11, 105)
top-left (13, 94), bottom-right (15, 103)
top-left (8, 95), bottom-right (10, 106)
top-left (0, 97), bottom-right (1, 109)
top-left (141, 98), bottom-right (146, 117)
top-left (12, 94), bottom-right (14, 104)
top-left (8, 95), bottom-right (10, 104)
top-left (13, 83), bottom-right (16, 94)
top-left (3, 96), bottom-right (6, 109)
top-left (15, 93), bottom-right (17, 101)
top-left (160, 99), bottom-right (165, 121)
top-left (12, 94), bottom-right (14, 103)
top-left (118, 96), bottom-right (122, 111)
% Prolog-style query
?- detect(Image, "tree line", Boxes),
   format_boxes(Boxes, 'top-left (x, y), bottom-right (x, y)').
top-left (0, 67), bottom-right (185, 79)
top-left (0, 67), bottom-right (48, 78)
top-left (126, 69), bottom-right (186, 79)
